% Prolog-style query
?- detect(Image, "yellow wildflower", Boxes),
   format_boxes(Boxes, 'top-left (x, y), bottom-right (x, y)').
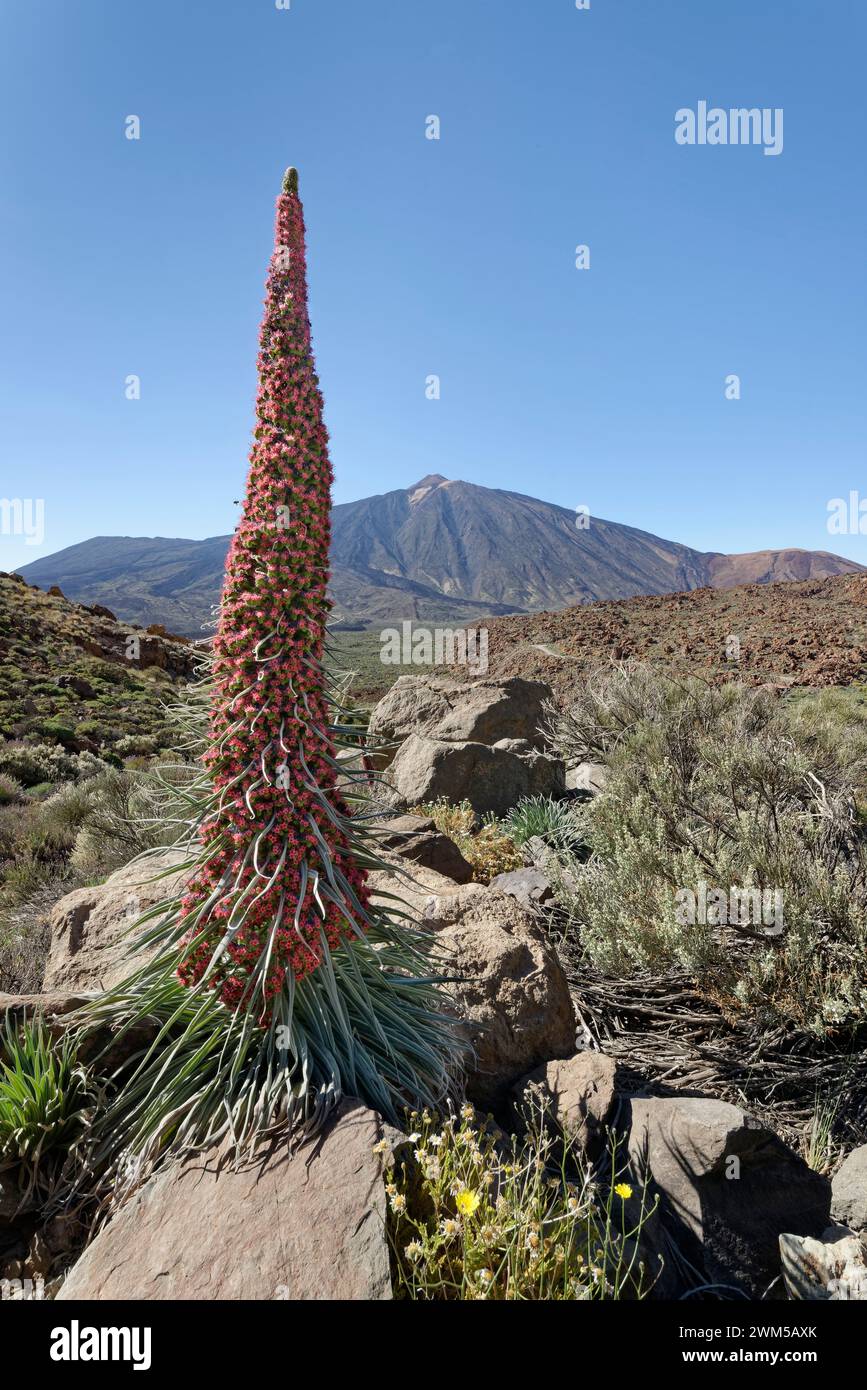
top-left (455, 1189), bottom-right (481, 1217)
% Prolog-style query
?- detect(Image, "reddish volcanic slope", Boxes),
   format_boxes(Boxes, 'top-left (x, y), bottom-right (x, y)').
top-left (704, 549), bottom-right (861, 588)
top-left (484, 573), bottom-right (867, 701)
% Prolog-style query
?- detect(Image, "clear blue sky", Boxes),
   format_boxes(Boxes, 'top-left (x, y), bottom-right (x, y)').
top-left (1, 0), bottom-right (865, 568)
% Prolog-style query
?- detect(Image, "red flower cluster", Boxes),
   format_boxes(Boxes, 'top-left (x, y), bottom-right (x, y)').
top-left (177, 170), bottom-right (370, 1007)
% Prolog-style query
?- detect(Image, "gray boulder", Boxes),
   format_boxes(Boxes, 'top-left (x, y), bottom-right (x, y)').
top-left (625, 1096), bottom-right (832, 1298)
top-left (386, 735), bottom-right (564, 819)
top-left (519, 836), bottom-right (581, 896)
top-left (832, 1144), bottom-right (867, 1232)
top-left (489, 867), bottom-right (554, 909)
top-left (368, 675), bottom-right (553, 766)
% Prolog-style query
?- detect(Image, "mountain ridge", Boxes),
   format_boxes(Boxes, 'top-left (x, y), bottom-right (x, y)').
top-left (18, 475), bottom-right (863, 636)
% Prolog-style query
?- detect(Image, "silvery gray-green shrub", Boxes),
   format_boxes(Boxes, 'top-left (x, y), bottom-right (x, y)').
top-left (546, 666), bottom-right (867, 1035)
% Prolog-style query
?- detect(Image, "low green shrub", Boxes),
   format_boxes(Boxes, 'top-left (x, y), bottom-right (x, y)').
top-left (0, 774), bottom-right (26, 807)
top-left (112, 733), bottom-right (160, 758)
top-left (0, 764), bottom-right (189, 992)
top-left (545, 665), bottom-right (867, 1036)
top-left (68, 765), bottom-right (181, 877)
top-left (0, 881), bottom-right (55, 995)
top-left (0, 742), bottom-right (78, 787)
top-left (74, 719), bottom-right (108, 740)
top-left (0, 855), bottom-right (49, 906)
top-left (0, 742), bottom-right (107, 789)
top-left (32, 719), bottom-right (77, 749)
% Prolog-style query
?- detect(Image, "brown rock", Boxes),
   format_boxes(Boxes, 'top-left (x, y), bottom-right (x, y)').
top-left (0, 988), bottom-right (156, 1076)
top-left (423, 884), bottom-right (575, 1109)
top-left (367, 854), bottom-right (461, 921)
top-left (513, 1051), bottom-right (618, 1159)
top-left (0, 991), bottom-right (91, 1022)
top-left (56, 674), bottom-right (97, 700)
top-left (57, 1100), bottom-right (392, 1301)
top-left (373, 814), bottom-right (473, 883)
top-left (44, 850), bottom-right (194, 993)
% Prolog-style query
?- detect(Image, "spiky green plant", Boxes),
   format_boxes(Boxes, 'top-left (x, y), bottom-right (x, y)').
top-left (74, 170), bottom-right (464, 1183)
top-left (501, 795), bottom-right (588, 859)
top-left (0, 1015), bottom-right (90, 1203)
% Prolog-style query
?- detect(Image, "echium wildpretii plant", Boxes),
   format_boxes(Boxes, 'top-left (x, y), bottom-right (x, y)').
top-left (177, 167), bottom-right (370, 1005)
top-left (77, 170), bottom-right (464, 1180)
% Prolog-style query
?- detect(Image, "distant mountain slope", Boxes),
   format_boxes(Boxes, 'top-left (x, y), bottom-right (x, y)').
top-left (17, 535), bottom-right (233, 635)
top-left (18, 475), bottom-right (864, 635)
top-left (330, 475), bottom-right (713, 613)
top-left (704, 548), bottom-right (860, 588)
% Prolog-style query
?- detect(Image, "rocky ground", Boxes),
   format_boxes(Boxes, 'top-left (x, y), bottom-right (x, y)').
top-left (483, 573), bottom-right (867, 701)
top-left (2, 837), bottom-right (863, 1301)
top-left (2, 670), bottom-right (865, 1301)
top-left (331, 572), bottom-right (867, 705)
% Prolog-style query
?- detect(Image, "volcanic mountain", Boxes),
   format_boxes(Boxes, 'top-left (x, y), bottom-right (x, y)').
top-left (17, 474), bottom-right (862, 636)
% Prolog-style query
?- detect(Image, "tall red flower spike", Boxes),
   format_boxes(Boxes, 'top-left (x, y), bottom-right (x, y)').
top-left (78, 171), bottom-right (461, 1170)
top-left (176, 168), bottom-right (370, 1008)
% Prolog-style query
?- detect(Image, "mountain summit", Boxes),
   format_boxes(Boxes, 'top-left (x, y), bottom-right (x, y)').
top-left (408, 473), bottom-right (448, 490)
top-left (17, 476), bottom-right (862, 636)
